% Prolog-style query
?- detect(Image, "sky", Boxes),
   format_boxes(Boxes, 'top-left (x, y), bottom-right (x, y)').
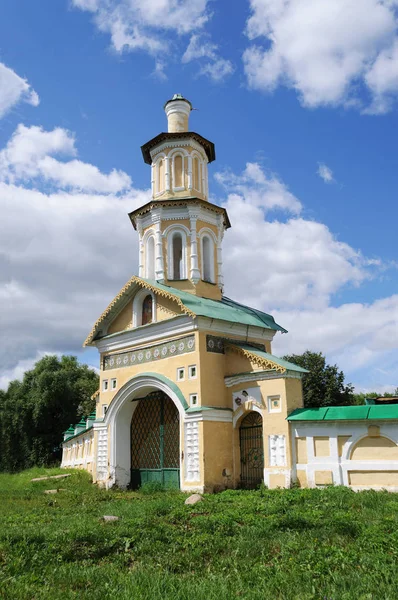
top-left (1, 0), bottom-right (398, 393)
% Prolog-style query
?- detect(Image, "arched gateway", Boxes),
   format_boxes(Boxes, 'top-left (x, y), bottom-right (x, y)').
top-left (131, 391), bottom-right (180, 489)
top-left (104, 374), bottom-right (186, 489)
top-left (239, 412), bottom-right (264, 489)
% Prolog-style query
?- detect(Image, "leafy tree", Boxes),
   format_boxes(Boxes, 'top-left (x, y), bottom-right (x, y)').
top-left (0, 355), bottom-right (99, 472)
top-left (283, 351), bottom-right (354, 408)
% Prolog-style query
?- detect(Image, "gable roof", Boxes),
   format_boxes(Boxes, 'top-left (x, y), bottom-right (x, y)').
top-left (287, 405), bottom-right (398, 421)
top-left (226, 342), bottom-right (309, 375)
top-left (84, 276), bottom-right (287, 346)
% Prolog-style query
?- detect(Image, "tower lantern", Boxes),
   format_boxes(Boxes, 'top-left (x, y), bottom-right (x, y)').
top-left (164, 94), bottom-right (192, 133)
top-left (129, 95), bottom-right (230, 300)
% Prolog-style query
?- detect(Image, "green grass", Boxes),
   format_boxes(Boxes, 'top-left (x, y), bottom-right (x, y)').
top-left (1, 469), bottom-right (398, 599)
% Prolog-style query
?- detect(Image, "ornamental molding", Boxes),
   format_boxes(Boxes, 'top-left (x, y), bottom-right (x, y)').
top-left (137, 206), bottom-right (220, 231)
top-left (103, 334), bottom-right (195, 371)
top-left (197, 318), bottom-right (276, 342)
top-left (184, 409), bottom-right (233, 423)
top-left (95, 316), bottom-right (196, 354)
top-left (184, 421), bottom-right (200, 482)
top-left (225, 369), bottom-right (303, 387)
top-left (150, 139), bottom-right (207, 162)
top-left (226, 344), bottom-right (286, 374)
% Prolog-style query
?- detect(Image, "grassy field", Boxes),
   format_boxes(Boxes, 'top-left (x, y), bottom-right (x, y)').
top-left (1, 470), bottom-right (398, 599)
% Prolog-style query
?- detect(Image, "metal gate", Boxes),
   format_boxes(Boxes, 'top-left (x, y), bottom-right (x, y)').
top-left (239, 412), bottom-right (264, 489)
top-left (130, 391), bottom-right (180, 489)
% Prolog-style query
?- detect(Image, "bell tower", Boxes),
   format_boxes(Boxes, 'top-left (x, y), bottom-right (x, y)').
top-left (129, 94), bottom-right (230, 301)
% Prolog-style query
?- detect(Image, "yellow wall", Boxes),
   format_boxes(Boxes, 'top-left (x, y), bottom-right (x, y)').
top-left (107, 302), bottom-right (132, 335)
top-left (296, 437), bottom-right (307, 463)
top-left (202, 421), bottom-right (233, 491)
top-left (314, 471), bottom-right (333, 485)
top-left (348, 471), bottom-right (398, 486)
top-left (314, 437), bottom-right (330, 457)
top-left (351, 436), bottom-right (398, 460)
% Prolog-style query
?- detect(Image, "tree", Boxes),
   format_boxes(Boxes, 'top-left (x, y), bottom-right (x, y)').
top-left (283, 351), bottom-right (354, 408)
top-left (0, 355), bottom-right (99, 472)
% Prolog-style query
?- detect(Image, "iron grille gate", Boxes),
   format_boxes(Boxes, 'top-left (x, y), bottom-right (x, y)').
top-left (239, 412), bottom-right (264, 489)
top-left (130, 391), bottom-right (180, 489)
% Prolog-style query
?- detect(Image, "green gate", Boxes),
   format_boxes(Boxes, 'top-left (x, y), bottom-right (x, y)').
top-left (239, 412), bottom-right (264, 489)
top-left (130, 391), bottom-right (180, 489)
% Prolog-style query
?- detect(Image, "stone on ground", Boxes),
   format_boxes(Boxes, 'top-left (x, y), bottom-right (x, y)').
top-left (103, 515), bottom-right (119, 522)
top-left (185, 493), bottom-right (204, 505)
top-left (31, 474), bottom-right (71, 482)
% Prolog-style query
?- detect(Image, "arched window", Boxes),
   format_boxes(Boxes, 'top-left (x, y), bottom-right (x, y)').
top-left (172, 232), bottom-right (183, 280)
top-left (157, 159), bottom-right (164, 193)
top-left (145, 235), bottom-right (155, 279)
top-left (202, 235), bottom-right (215, 283)
top-left (142, 295), bottom-right (153, 325)
top-left (133, 289), bottom-right (156, 328)
top-left (174, 155), bottom-right (183, 188)
top-left (193, 157), bottom-right (200, 191)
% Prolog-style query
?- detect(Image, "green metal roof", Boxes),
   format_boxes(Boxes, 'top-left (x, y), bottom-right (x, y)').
top-left (141, 279), bottom-right (287, 333)
top-left (231, 343), bottom-right (308, 373)
top-left (288, 405), bottom-right (398, 421)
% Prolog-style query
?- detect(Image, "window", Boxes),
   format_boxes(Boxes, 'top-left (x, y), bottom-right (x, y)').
top-left (268, 395), bottom-right (282, 413)
top-left (102, 404), bottom-right (108, 417)
top-left (142, 294), bottom-right (153, 325)
top-left (188, 365), bottom-right (197, 379)
top-left (102, 379), bottom-right (108, 392)
top-left (189, 393), bottom-right (198, 407)
top-left (172, 232), bottom-right (183, 279)
top-left (193, 156), bottom-right (200, 191)
top-left (202, 235), bottom-right (215, 283)
top-left (173, 155), bottom-right (183, 188)
top-left (133, 289), bottom-right (156, 328)
top-left (145, 235), bottom-right (155, 279)
top-left (177, 367), bottom-right (185, 381)
top-left (157, 159), bottom-right (164, 193)
top-left (111, 378), bottom-right (117, 390)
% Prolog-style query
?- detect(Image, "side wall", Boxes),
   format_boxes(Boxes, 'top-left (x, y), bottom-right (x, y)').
top-left (291, 421), bottom-right (398, 491)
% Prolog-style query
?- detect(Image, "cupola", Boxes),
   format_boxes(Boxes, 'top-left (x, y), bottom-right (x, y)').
top-left (129, 95), bottom-right (230, 301)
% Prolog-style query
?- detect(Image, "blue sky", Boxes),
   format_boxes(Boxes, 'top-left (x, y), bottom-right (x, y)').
top-left (1, 0), bottom-right (398, 392)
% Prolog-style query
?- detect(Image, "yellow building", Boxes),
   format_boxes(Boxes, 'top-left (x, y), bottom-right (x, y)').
top-left (62, 96), bottom-right (398, 493)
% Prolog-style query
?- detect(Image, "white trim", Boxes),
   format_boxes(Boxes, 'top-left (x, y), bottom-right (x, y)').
top-left (102, 379), bottom-right (108, 392)
top-left (188, 365), bottom-right (197, 379)
top-left (185, 409), bottom-right (233, 423)
top-left (189, 393), bottom-right (198, 407)
top-left (136, 204), bottom-right (222, 231)
top-left (132, 288), bottom-right (157, 328)
top-left (150, 139), bottom-right (207, 161)
top-left (267, 395), bottom-right (282, 414)
top-left (176, 367), bottom-right (185, 382)
top-left (199, 229), bottom-right (216, 284)
top-left (196, 316), bottom-right (276, 342)
top-left (225, 369), bottom-right (301, 387)
top-left (95, 315), bottom-right (196, 353)
top-left (104, 375), bottom-right (188, 489)
top-left (162, 223), bottom-right (191, 238)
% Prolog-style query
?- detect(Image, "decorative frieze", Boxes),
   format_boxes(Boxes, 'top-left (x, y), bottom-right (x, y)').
top-left (206, 335), bottom-right (225, 353)
top-left (96, 428), bottom-right (108, 481)
top-left (185, 421), bottom-right (200, 482)
top-left (103, 335), bottom-right (195, 371)
top-left (269, 435), bottom-right (286, 467)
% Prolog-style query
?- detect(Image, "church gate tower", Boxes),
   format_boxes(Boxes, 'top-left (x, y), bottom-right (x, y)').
top-left (61, 96), bottom-right (306, 493)
top-left (129, 94), bottom-right (230, 301)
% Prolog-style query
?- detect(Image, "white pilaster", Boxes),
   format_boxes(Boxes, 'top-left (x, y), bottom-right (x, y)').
top-left (137, 222), bottom-right (144, 278)
top-left (189, 211), bottom-right (200, 283)
top-left (153, 210), bottom-right (165, 282)
top-left (187, 155), bottom-right (193, 190)
top-left (217, 220), bottom-right (224, 291)
top-left (165, 156), bottom-right (170, 192)
top-left (151, 164), bottom-right (155, 198)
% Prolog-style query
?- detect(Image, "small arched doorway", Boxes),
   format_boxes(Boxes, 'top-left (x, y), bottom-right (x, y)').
top-left (130, 390), bottom-right (180, 489)
top-left (239, 412), bottom-right (264, 489)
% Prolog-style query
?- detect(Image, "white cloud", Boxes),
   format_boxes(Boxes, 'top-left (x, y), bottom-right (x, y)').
top-left (217, 161), bottom-right (398, 390)
top-left (72, 0), bottom-right (209, 54)
top-left (215, 162), bottom-right (302, 214)
top-left (0, 62), bottom-right (39, 119)
top-left (0, 124), bottom-right (131, 193)
top-left (182, 34), bottom-right (234, 81)
top-left (317, 162), bottom-right (334, 184)
top-left (243, 0), bottom-right (398, 113)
